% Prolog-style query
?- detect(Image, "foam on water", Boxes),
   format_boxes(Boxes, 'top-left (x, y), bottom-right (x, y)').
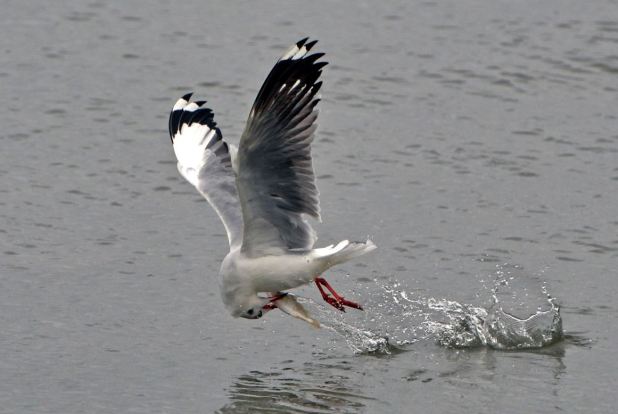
top-left (305, 264), bottom-right (563, 354)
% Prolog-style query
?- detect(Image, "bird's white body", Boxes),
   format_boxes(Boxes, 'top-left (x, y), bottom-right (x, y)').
top-left (220, 240), bottom-right (376, 316)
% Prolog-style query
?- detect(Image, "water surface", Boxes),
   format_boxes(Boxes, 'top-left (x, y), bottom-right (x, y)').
top-left (1, 1), bottom-right (617, 413)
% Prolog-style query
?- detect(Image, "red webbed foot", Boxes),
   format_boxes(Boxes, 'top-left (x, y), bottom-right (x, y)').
top-left (314, 277), bottom-right (363, 312)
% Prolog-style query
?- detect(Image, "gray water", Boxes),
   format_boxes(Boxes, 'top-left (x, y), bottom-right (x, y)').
top-left (1, 0), bottom-right (617, 413)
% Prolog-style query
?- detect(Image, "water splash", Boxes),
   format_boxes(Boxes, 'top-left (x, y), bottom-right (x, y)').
top-left (307, 263), bottom-right (563, 353)
top-left (423, 264), bottom-right (563, 349)
top-left (296, 296), bottom-right (393, 354)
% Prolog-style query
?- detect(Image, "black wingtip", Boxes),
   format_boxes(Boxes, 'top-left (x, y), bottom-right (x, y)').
top-left (315, 61), bottom-right (329, 71)
top-left (305, 40), bottom-right (318, 51)
top-left (307, 52), bottom-right (326, 61)
top-left (296, 37), bottom-right (309, 48)
top-left (195, 100), bottom-right (207, 107)
top-left (181, 92), bottom-right (193, 101)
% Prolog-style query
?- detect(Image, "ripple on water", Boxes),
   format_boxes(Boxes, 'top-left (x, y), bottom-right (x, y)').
top-left (217, 358), bottom-right (376, 414)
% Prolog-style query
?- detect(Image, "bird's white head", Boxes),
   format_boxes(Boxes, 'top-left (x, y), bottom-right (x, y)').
top-left (238, 295), bottom-right (272, 320)
top-left (222, 287), bottom-right (272, 320)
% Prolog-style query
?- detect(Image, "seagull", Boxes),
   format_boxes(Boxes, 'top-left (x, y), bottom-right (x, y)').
top-left (167, 38), bottom-right (376, 326)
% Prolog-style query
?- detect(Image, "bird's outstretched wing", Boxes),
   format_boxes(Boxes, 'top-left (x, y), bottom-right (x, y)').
top-left (169, 94), bottom-right (243, 248)
top-left (236, 38), bottom-right (327, 257)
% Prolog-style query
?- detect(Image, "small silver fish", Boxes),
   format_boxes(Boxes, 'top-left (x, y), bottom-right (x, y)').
top-left (274, 294), bottom-right (320, 328)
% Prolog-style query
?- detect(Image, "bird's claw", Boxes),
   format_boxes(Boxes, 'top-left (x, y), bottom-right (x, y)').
top-left (340, 297), bottom-right (364, 311)
top-left (315, 277), bottom-right (363, 312)
top-left (322, 295), bottom-right (364, 312)
top-left (323, 295), bottom-right (346, 311)
top-left (262, 292), bottom-right (287, 311)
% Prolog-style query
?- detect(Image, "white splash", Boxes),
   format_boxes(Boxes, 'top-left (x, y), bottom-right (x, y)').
top-left (307, 264), bottom-right (563, 353)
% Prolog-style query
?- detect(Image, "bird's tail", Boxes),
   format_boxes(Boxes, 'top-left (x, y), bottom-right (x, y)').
top-left (313, 239), bottom-right (377, 267)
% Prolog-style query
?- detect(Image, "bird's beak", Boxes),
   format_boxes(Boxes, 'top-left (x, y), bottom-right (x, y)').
top-left (271, 294), bottom-right (320, 328)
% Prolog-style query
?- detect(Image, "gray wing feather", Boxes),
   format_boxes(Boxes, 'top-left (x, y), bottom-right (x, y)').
top-left (236, 38), bottom-right (327, 256)
top-left (169, 94), bottom-right (243, 248)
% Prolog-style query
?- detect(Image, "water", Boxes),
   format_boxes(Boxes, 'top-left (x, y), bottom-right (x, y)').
top-left (1, 1), bottom-right (617, 413)
top-left (303, 263), bottom-right (562, 354)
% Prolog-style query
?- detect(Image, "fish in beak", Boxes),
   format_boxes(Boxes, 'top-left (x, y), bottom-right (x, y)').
top-left (266, 293), bottom-right (320, 328)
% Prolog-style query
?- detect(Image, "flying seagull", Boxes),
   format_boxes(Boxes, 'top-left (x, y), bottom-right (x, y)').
top-left (167, 38), bottom-right (376, 326)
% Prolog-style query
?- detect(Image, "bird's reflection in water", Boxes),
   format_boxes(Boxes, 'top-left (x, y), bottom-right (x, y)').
top-left (217, 358), bottom-right (375, 413)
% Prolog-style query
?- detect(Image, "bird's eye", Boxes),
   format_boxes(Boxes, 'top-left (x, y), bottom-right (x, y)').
top-left (247, 309), bottom-right (254, 316)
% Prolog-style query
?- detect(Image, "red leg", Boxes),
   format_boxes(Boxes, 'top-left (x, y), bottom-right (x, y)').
top-left (315, 277), bottom-right (363, 311)
top-left (315, 278), bottom-right (345, 311)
